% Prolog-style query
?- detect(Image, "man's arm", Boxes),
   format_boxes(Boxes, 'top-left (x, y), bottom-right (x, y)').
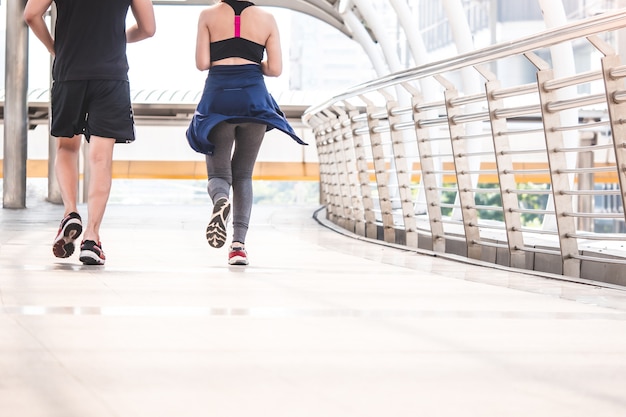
top-left (127, 0), bottom-right (156, 43)
top-left (23, 0), bottom-right (55, 55)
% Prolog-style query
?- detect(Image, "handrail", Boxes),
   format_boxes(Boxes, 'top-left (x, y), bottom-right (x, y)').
top-left (303, 8), bottom-right (626, 123)
top-left (302, 9), bottom-right (626, 286)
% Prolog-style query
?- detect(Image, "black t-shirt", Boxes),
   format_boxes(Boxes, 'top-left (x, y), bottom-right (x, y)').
top-left (52, 0), bottom-right (132, 82)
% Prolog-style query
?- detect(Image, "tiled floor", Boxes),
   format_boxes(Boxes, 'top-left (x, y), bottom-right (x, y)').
top-left (1, 197), bottom-right (626, 417)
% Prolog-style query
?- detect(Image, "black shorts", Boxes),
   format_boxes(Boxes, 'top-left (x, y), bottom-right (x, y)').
top-left (51, 80), bottom-right (135, 143)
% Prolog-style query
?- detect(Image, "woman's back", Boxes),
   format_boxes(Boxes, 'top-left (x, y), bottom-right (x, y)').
top-left (195, 0), bottom-right (282, 75)
top-left (208, 1), bottom-right (272, 46)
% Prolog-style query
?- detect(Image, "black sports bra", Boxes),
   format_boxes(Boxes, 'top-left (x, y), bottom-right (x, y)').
top-left (210, 0), bottom-right (265, 64)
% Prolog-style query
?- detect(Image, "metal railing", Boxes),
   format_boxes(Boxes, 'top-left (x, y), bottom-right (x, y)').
top-left (302, 9), bottom-right (626, 286)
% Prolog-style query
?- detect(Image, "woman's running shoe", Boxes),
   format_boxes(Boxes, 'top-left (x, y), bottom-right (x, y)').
top-left (79, 240), bottom-right (106, 266)
top-left (206, 197), bottom-right (230, 248)
top-left (228, 245), bottom-right (248, 266)
top-left (52, 212), bottom-right (83, 258)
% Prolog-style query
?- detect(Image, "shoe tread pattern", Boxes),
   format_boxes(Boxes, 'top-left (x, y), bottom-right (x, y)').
top-left (206, 198), bottom-right (230, 248)
top-left (53, 217), bottom-right (83, 258)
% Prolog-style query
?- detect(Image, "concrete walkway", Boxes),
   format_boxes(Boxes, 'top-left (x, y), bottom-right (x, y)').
top-left (1, 197), bottom-right (626, 417)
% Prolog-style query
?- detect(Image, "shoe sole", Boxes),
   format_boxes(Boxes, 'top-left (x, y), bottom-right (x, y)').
top-left (206, 198), bottom-right (230, 248)
top-left (229, 256), bottom-right (249, 266)
top-left (52, 220), bottom-right (83, 258)
top-left (79, 251), bottom-right (105, 266)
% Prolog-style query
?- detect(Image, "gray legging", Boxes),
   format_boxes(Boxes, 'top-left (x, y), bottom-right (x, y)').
top-left (205, 122), bottom-right (266, 245)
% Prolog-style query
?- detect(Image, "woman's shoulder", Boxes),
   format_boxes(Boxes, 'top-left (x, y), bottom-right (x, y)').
top-left (247, 6), bottom-right (278, 26)
top-left (199, 3), bottom-right (223, 22)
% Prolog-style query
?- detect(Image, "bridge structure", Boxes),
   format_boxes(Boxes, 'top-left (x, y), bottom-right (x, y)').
top-left (300, 4), bottom-right (626, 285)
top-left (2, 2), bottom-right (626, 415)
top-left (7, 0), bottom-right (626, 283)
top-left (3, 5), bottom-right (626, 269)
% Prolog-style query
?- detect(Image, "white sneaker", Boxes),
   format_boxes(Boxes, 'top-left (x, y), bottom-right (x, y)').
top-left (228, 245), bottom-right (248, 266)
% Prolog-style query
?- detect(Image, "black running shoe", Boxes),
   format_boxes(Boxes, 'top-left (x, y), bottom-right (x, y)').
top-left (206, 197), bottom-right (231, 248)
top-left (52, 212), bottom-right (83, 258)
top-left (79, 240), bottom-right (106, 266)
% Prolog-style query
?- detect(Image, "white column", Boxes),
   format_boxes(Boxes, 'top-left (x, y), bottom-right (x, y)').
top-left (3, 0), bottom-right (29, 209)
top-left (349, 0), bottom-right (403, 74)
top-left (342, 11), bottom-right (389, 77)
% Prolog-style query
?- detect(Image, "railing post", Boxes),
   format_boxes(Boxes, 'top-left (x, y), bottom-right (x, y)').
top-left (593, 39), bottom-right (626, 227)
top-left (329, 106), bottom-right (354, 231)
top-left (478, 67), bottom-right (526, 269)
top-left (312, 113), bottom-right (336, 222)
top-left (437, 75), bottom-right (482, 261)
top-left (527, 53), bottom-right (581, 278)
top-left (383, 91), bottom-right (418, 247)
top-left (337, 105), bottom-right (365, 235)
top-left (349, 107), bottom-right (378, 239)
top-left (406, 85), bottom-right (445, 253)
top-left (362, 95), bottom-right (395, 243)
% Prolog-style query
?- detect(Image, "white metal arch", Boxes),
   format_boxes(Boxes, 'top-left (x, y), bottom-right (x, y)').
top-left (154, 0), bottom-right (350, 37)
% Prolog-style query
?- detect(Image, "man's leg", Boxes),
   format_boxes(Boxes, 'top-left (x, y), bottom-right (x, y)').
top-left (83, 136), bottom-right (115, 243)
top-left (55, 135), bottom-right (81, 215)
top-left (52, 135), bottom-right (84, 258)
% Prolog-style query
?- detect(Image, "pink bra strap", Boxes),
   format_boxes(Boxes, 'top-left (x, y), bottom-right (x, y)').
top-left (234, 16), bottom-right (241, 37)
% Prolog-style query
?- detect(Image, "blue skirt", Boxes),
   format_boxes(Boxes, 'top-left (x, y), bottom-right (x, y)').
top-left (186, 64), bottom-right (307, 155)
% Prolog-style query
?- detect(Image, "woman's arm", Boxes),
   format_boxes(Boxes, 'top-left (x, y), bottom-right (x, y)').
top-left (195, 10), bottom-right (212, 71)
top-left (261, 13), bottom-right (282, 77)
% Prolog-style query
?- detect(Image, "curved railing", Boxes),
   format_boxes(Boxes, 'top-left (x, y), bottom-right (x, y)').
top-left (302, 9), bottom-right (626, 286)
